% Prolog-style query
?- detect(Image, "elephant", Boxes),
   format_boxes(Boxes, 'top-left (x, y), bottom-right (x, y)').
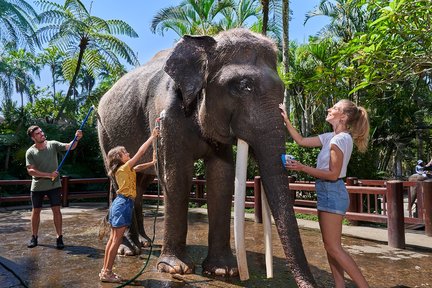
top-left (97, 28), bottom-right (317, 287)
top-left (407, 173), bottom-right (428, 215)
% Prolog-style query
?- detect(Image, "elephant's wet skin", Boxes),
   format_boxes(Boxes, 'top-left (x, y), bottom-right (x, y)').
top-left (202, 254), bottom-right (239, 277)
top-left (157, 254), bottom-right (195, 274)
top-left (118, 229), bottom-right (152, 255)
top-left (97, 28), bottom-right (317, 286)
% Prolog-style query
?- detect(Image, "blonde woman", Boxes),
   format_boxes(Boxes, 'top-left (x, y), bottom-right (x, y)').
top-left (280, 99), bottom-right (370, 288)
top-left (99, 127), bottom-right (159, 283)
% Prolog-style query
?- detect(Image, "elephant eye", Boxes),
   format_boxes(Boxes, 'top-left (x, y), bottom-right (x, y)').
top-left (231, 78), bottom-right (255, 95)
top-left (239, 79), bottom-right (252, 91)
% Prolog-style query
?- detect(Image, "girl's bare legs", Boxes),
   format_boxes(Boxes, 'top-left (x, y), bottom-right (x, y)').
top-left (318, 211), bottom-right (369, 288)
top-left (103, 226), bottom-right (127, 272)
top-left (326, 251), bottom-right (345, 287)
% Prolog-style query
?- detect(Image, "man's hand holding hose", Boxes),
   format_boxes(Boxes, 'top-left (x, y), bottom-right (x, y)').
top-left (68, 129), bottom-right (83, 150)
top-left (51, 129), bottom-right (83, 181)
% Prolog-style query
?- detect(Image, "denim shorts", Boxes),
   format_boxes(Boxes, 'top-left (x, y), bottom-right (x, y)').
top-left (315, 179), bottom-right (349, 215)
top-left (109, 194), bottom-right (134, 228)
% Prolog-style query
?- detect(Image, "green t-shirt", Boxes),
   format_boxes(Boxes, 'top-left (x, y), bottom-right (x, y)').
top-left (25, 140), bottom-right (68, 191)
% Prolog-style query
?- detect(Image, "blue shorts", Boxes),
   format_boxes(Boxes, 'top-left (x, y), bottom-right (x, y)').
top-left (315, 179), bottom-right (349, 215)
top-left (109, 194), bottom-right (134, 228)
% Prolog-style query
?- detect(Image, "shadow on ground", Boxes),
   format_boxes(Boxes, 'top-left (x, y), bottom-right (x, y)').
top-left (0, 203), bottom-right (431, 288)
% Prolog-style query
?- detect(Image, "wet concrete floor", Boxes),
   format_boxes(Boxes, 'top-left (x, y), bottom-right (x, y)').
top-left (0, 203), bottom-right (431, 288)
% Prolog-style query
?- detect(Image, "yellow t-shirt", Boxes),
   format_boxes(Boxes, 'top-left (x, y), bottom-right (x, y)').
top-left (115, 163), bottom-right (136, 199)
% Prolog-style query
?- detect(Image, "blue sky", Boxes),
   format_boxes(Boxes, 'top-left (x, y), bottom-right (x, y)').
top-left (75, 0), bottom-right (328, 66)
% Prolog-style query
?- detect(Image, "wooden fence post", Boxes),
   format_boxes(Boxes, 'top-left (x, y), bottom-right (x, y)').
top-left (421, 179), bottom-right (432, 237)
top-left (61, 176), bottom-right (69, 207)
top-left (346, 177), bottom-right (359, 226)
top-left (254, 176), bottom-right (262, 223)
top-left (386, 180), bottom-right (405, 248)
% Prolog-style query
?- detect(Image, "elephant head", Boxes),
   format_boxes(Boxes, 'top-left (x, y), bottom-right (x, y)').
top-left (162, 29), bottom-right (316, 287)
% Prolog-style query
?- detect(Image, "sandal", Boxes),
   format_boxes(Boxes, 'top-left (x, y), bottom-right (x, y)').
top-left (99, 269), bottom-right (122, 283)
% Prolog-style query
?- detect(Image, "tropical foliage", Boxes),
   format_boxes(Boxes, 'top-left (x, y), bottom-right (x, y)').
top-left (0, 0), bottom-right (38, 49)
top-left (1, 0), bottom-right (432, 183)
top-left (35, 0), bottom-right (139, 120)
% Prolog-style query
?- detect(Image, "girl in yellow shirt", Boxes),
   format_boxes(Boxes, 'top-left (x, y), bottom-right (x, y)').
top-left (99, 127), bottom-right (159, 283)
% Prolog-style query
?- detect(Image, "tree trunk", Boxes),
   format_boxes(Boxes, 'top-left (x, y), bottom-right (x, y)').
top-left (282, 0), bottom-right (290, 113)
top-left (261, 0), bottom-right (269, 35)
top-left (51, 65), bottom-right (57, 108)
top-left (4, 146), bottom-right (10, 170)
top-left (55, 39), bottom-right (88, 121)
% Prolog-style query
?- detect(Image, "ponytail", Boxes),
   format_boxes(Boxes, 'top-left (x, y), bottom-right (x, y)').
top-left (340, 100), bottom-right (370, 153)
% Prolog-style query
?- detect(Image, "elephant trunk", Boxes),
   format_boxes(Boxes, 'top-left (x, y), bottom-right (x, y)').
top-left (250, 131), bottom-right (317, 287)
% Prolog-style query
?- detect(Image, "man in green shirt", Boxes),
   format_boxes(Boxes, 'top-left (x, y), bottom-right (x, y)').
top-left (25, 125), bottom-right (83, 249)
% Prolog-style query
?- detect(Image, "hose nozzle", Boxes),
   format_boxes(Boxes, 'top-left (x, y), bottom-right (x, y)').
top-left (155, 110), bottom-right (166, 128)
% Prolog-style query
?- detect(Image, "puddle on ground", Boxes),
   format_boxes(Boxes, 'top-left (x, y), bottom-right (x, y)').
top-left (0, 203), bottom-right (431, 288)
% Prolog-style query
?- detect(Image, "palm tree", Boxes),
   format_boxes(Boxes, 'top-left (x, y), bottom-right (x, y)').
top-left (304, 0), bottom-right (372, 43)
top-left (260, 0), bottom-right (269, 35)
top-left (35, 0), bottom-right (139, 120)
top-left (252, 0), bottom-right (282, 45)
top-left (1, 45), bottom-right (40, 114)
top-left (151, 0), bottom-right (235, 37)
top-left (37, 45), bottom-right (66, 107)
top-left (0, 0), bottom-right (38, 49)
top-left (219, 0), bottom-right (261, 31)
top-left (281, 0), bottom-right (290, 110)
top-left (0, 53), bottom-right (14, 100)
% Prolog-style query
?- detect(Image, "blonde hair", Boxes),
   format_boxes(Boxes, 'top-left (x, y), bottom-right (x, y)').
top-left (106, 146), bottom-right (127, 177)
top-left (339, 99), bottom-right (370, 153)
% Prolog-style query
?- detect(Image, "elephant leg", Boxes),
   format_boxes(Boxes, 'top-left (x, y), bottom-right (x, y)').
top-left (118, 174), bottom-right (154, 256)
top-left (157, 158), bottom-right (195, 274)
top-left (202, 149), bottom-right (238, 277)
top-left (409, 186), bottom-right (417, 212)
top-left (118, 227), bottom-right (140, 256)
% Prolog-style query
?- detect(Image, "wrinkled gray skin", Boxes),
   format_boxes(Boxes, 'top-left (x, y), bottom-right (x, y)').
top-left (407, 174), bottom-right (427, 212)
top-left (97, 29), bottom-right (316, 287)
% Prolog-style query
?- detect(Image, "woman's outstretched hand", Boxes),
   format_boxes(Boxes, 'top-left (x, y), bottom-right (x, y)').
top-left (285, 159), bottom-right (304, 172)
top-left (152, 127), bottom-right (160, 138)
top-left (279, 103), bottom-right (290, 124)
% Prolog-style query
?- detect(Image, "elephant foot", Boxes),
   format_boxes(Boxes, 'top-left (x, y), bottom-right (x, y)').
top-left (157, 254), bottom-right (195, 274)
top-left (138, 233), bottom-right (152, 248)
top-left (202, 254), bottom-right (239, 277)
top-left (117, 236), bottom-right (140, 256)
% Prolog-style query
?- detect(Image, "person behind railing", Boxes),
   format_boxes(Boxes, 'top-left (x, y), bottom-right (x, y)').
top-left (25, 125), bottom-right (83, 249)
top-left (415, 159), bottom-right (432, 178)
top-left (99, 127), bottom-right (159, 283)
top-left (279, 99), bottom-right (370, 288)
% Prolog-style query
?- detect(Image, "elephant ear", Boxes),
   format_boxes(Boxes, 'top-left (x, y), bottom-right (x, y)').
top-left (164, 35), bottom-right (216, 110)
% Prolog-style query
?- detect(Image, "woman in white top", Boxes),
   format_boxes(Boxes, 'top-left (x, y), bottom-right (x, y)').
top-left (280, 99), bottom-right (370, 288)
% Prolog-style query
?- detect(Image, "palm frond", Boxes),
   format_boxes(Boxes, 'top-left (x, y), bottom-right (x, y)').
top-left (106, 19), bottom-right (138, 38)
top-left (92, 33), bottom-right (138, 66)
top-left (0, 0), bottom-right (38, 49)
top-left (62, 56), bottom-right (78, 81)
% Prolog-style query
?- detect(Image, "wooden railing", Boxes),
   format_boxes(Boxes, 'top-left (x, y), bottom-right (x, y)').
top-left (1, 176), bottom-right (431, 247)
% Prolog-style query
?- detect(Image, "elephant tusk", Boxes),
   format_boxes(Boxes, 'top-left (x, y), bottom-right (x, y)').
top-left (261, 182), bottom-right (273, 278)
top-left (234, 138), bottom-right (249, 281)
